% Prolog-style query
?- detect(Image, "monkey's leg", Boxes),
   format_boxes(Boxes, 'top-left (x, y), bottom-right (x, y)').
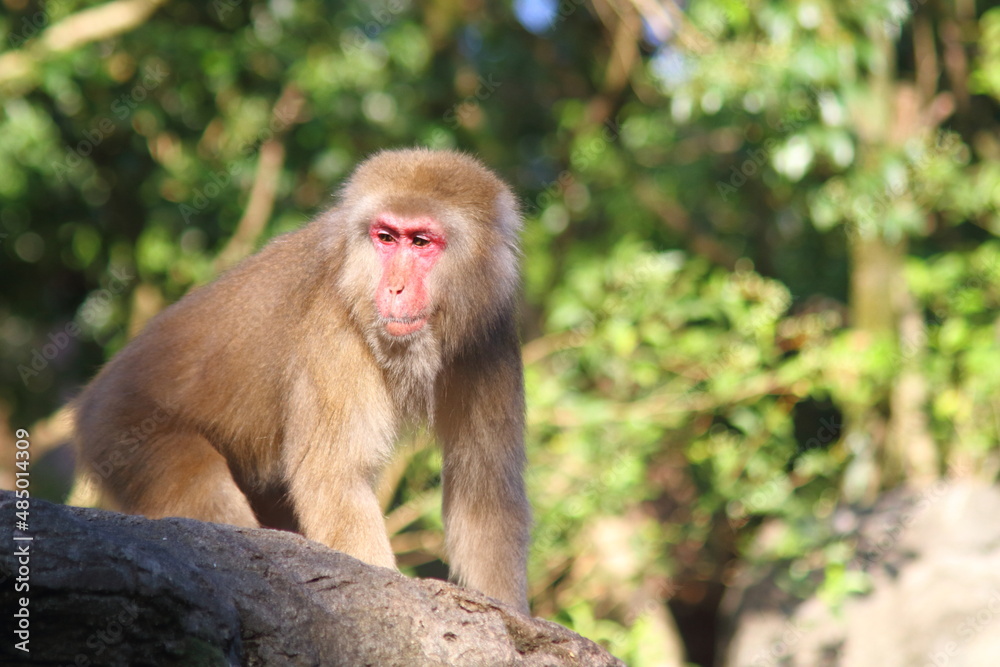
top-left (436, 350), bottom-right (531, 613)
top-left (110, 432), bottom-right (260, 528)
top-left (283, 375), bottom-right (397, 569)
top-left (289, 471), bottom-right (397, 569)
top-left (440, 444), bottom-right (530, 611)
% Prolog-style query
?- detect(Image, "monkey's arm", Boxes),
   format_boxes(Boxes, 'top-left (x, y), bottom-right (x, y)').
top-left (435, 332), bottom-right (531, 613)
top-left (282, 335), bottom-right (399, 570)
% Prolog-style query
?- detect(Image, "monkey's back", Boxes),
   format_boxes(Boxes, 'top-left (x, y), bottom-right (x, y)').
top-left (74, 221), bottom-right (346, 490)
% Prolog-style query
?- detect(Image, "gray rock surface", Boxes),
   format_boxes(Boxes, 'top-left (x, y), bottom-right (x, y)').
top-left (720, 481), bottom-right (1000, 667)
top-left (0, 491), bottom-right (623, 666)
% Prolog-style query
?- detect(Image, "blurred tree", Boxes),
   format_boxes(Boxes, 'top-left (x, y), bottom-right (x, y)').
top-left (1, 1), bottom-right (998, 664)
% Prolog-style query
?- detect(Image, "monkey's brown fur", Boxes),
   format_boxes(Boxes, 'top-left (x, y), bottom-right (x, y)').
top-left (74, 148), bottom-right (531, 611)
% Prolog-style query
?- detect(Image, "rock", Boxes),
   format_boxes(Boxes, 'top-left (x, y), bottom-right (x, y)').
top-left (0, 491), bottom-right (623, 666)
top-left (719, 481), bottom-right (1000, 667)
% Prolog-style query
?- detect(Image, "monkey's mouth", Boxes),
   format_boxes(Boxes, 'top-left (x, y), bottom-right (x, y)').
top-left (383, 316), bottom-right (427, 337)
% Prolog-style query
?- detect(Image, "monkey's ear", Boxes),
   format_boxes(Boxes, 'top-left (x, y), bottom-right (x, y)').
top-left (495, 190), bottom-right (524, 237)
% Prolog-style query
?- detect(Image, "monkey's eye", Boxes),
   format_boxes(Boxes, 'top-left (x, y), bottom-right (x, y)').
top-left (376, 232), bottom-right (395, 244)
top-left (412, 236), bottom-right (431, 248)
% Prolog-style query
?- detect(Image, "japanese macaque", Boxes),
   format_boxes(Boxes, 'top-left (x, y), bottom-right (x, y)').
top-left (73, 148), bottom-right (531, 612)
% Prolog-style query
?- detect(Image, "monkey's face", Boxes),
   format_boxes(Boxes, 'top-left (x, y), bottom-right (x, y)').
top-left (369, 211), bottom-right (447, 337)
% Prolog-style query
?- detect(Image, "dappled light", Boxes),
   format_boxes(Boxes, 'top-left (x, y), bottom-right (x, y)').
top-left (1, 1), bottom-right (999, 664)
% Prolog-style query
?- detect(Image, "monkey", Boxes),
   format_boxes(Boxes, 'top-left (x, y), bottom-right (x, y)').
top-left (73, 148), bottom-right (531, 612)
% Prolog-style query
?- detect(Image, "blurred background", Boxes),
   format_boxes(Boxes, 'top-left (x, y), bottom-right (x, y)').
top-left (1, 0), bottom-right (999, 665)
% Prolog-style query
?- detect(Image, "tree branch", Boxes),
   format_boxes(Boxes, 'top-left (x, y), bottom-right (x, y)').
top-left (0, 0), bottom-right (169, 92)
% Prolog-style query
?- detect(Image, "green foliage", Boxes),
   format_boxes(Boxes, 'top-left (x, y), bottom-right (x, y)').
top-left (906, 242), bottom-right (1000, 456)
top-left (2, 0), bottom-right (999, 663)
top-left (526, 245), bottom-right (845, 622)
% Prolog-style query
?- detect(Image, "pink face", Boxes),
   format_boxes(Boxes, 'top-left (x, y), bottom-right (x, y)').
top-left (370, 212), bottom-right (447, 337)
